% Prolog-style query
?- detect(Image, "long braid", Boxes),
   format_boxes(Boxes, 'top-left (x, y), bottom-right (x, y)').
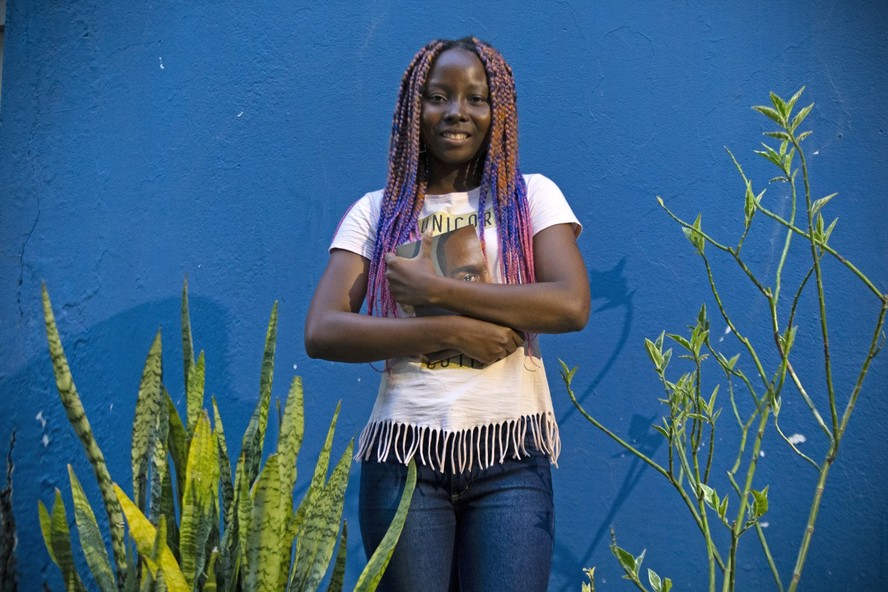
top-left (367, 37), bottom-right (535, 318)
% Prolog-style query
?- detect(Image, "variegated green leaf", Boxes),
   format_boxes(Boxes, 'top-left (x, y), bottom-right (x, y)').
top-left (186, 352), bottom-right (206, 435)
top-left (165, 388), bottom-right (188, 508)
top-left (293, 402), bottom-right (341, 535)
top-left (325, 521), bottom-right (347, 592)
top-left (150, 393), bottom-right (170, 523)
top-left (68, 466), bottom-right (116, 592)
top-left (113, 484), bottom-right (189, 592)
top-left (239, 304), bottom-right (279, 489)
top-left (38, 499), bottom-right (57, 564)
top-left (244, 455), bottom-right (287, 592)
top-left (292, 441), bottom-right (353, 592)
top-left (180, 412), bottom-right (219, 588)
top-left (48, 489), bottom-right (85, 590)
top-left (354, 460), bottom-right (417, 592)
top-left (276, 376), bottom-right (305, 495)
top-left (181, 278), bottom-right (194, 396)
top-left (42, 286), bottom-right (127, 585)
top-left (213, 397), bottom-right (234, 528)
top-left (132, 330), bottom-right (163, 512)
top-left (204, 548), bottom-right (219, 592)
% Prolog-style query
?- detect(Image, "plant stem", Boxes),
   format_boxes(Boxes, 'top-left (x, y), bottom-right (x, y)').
top-left (788, 459), bottom-right (832, 592)
top-left (755, 522), bottom-right (785, 592)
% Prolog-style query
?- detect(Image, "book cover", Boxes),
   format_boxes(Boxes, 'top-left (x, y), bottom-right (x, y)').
top-left (395, 224), bottom-right (490, 364)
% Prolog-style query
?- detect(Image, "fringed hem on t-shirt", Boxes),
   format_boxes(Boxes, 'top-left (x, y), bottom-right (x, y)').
top-left (354, 413), bottom-right (560, 473)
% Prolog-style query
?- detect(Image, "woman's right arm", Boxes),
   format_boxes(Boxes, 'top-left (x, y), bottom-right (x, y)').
top-left (304, 249), bottom-right (523, 364)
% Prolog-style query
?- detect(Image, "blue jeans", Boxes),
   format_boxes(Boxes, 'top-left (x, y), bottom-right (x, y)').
top-left (359, 437), bottom-right (554, 592)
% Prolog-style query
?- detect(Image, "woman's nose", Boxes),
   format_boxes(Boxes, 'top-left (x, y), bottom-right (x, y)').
top-left (444, 99), bottom-right (467, 121)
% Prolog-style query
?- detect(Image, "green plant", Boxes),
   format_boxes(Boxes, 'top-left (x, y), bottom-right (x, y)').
top-left (562, 88), bottom-right (886, 591)
top-left (39, 280), bottom-right (415, 591)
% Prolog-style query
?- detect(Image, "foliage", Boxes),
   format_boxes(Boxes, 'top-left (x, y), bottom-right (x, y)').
top-left (563, 88), bottom-right (887, 591)
top-left (1, 431), bottom-right (16, 592)
top-left (39, 280), bottom-right (416, 591)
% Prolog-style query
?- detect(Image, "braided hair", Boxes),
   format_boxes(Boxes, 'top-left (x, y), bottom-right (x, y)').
top-left (366, 37), bottom-right (534, 318)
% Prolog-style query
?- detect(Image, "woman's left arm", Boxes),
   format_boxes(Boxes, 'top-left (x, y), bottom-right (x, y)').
top-left (385, 222), bottom-right (590, 334)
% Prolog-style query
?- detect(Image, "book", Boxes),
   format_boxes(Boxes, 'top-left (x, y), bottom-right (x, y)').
top-left (394, 224), bottom-right (489, 364)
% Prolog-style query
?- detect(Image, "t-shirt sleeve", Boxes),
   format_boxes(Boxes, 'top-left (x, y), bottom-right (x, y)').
top-left (526, 174), bottom-right (583, 238)
top-left (329, 191), bottom-right (381, 260)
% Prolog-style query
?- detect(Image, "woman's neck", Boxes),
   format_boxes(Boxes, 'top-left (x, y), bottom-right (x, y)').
top-left (426, 158), bottom-right (483, 195)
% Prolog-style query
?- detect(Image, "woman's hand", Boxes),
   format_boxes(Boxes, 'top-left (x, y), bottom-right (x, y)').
top-left (443, 316), bottom-right (524, 365)
top-left (385, 230), bottom-right (439, 308)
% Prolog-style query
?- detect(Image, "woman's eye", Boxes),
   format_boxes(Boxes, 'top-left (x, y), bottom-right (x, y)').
top-left (426, 94), bottom-right (446, 103)
top-left (458, 273), bottom-right (480, 282)
top-left (470, 96), bottom-right (488, 104)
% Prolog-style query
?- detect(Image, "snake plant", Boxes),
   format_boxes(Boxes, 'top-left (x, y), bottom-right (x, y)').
top-left (39, 280), bottom-right (414, 591)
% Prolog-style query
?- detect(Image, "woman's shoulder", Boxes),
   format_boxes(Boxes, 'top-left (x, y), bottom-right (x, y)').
top-left (521, 173), bottom-right (565, 198)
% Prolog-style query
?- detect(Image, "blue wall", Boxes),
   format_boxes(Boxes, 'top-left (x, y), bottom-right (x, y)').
top-left (2, 1), bottom-right (886, 590)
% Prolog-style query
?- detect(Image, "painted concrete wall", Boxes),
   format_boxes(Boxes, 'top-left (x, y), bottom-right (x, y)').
top-left (2, 1), bottom-right (886, 590)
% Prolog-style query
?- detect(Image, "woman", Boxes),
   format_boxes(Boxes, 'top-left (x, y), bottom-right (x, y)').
top-left (305, 37), bottom-right (589, 591)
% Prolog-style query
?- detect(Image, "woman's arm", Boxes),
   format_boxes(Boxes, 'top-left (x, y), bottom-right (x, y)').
top-left (304, 249), bottom-right (524, 364)
top-left (385, 223), bottom-right (590, 334)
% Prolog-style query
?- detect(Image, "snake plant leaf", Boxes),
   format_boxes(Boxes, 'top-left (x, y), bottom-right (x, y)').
top-left (354, 460), bottom-right (417, 592)
top-left (213, 397), bottom-right (234, 527)
top-left (292, 441), bottom-right (353, 592)
top-left (41, 285), bottom-right (127, 585)
top-left (234, 457), bottom-right (252, 582)
top-left (181, 278), bottom-right (194, 396)
top-left (132, 329), bottom-right (163, 512)
top-left (149, 393), bottom-right (171, 523)
top-left (158, 459), bottom-right (180, 556)
top-left (46, 489), bottom-right (86, 591)
top-left (180, 412), bottom-right (220, 588)
top-left (165, 388), bottom-right (189, 507)
top-left (186, 352), bottom-right (206, 435)
top-left (114, 484), bottom-right (189, 592)
top-left (38, 499), bottom-right (57, 565)
top-left (243, 454), bottom-right (287, 592)
top-left (293, 401), bottom-right (341, 534)
top-left (240, 303), bottom-right (279, 488)
top-left (204, 548), bottom-right (219, 592)
top-left (68, 466), bottom-right (116, 592)
top-left (276, 376), bottom-right (305, 495)
top-left (325, 521), bottom-right (348, 592)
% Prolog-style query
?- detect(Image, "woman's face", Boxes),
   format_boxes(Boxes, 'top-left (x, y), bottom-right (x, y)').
top-left (420, 48), bottom-right (491, 174)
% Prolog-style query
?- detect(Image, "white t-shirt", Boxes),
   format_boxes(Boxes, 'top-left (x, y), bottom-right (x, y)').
top-left (330, 174), bottom-right (581, 472)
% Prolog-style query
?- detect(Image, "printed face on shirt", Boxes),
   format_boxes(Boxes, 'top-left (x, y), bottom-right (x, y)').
top-left (420, 48), bottom-right (492, 173)
top-left (437, 226), bottom-right (490, 283)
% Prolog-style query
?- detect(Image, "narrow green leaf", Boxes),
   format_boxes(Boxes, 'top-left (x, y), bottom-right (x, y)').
top-left (763, 130), bottom-right (791, 142)
top-left (42, 286), bottom-right (127, 583)
top-left (785, 86), bottom-right (805, 114)
top-left (132, 330), bottom-right (163, 512)
top-left (791, 102), bottom-right (814, 132)
top-left (239, 303), bottom-right (279, 488)
top-left (797, 130), bottom-right (813, 142)
top-left (69, 466), bottom-right (116, 592)
top-left (354, 460), bottom-right (418, 592)
top-left (180, 413), bottom-right (219, 588)
top-left (810, 192), bottom-right (837, 217)
top-left (165, 388), bottom-right (188, 509)
top-left (48, 489), bottom-right (83, 590)
top-left (243, 455), bottom-right (287, 592)
top-left (752, 105), bottom-right (782, 125)
top-left (325, 521), bottom-right (348, 592)
top-left (38, 500), bottom-right (57, 565)
top-left (276, 376), bottom-right (305, 495)
top-left (181, 278), bottom-right (194, 396)
top-left (114, 484), bottom-right (189, 592)
top-left (293, 441), bottom-right (354, 592)
top-left (185, 352), bottom-right (206, 435)
top-left (213, 397), bottom-right (235, 532)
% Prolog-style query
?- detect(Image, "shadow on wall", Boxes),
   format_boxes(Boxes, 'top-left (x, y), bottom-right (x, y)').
top-left (552, 258), bottom-right (665, 582)
top-left (0, 295), bottom-right (232, 588)
top-left (557, 257), bottom-right (636, 427)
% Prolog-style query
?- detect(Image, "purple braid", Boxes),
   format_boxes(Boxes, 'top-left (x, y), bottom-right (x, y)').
top-left (367, 37), bottom-right (535, 318)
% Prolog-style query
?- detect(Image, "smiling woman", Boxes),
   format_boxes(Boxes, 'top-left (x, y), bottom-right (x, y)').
top-left (304, 37), bottom-right (590, 592)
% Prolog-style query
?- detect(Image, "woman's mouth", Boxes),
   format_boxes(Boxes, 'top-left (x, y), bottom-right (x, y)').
top-left (441, 132), bottom-right (470, 142)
